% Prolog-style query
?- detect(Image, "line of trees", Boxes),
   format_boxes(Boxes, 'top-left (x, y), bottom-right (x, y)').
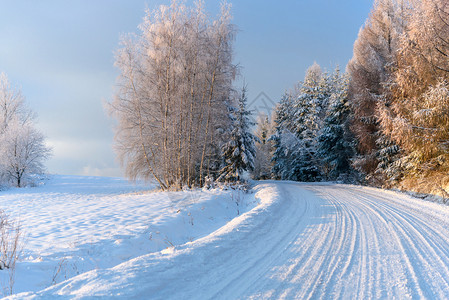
top-left (110, 1), bottom-right (257, 190)
top-left (349, 0), bottom-right (449, 194)
top-left (267, 64), bottom-right (355, 182)
top-left (255, 0), bottom-right (449, 196)
top-left (112, 0), bottom-right (449, 196)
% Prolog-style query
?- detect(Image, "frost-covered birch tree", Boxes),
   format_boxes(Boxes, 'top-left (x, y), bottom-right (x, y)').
top-left (110, 1), bottom-right (236, 189)
top-left (0, 73), bottom-right (51, 187)
top-left (0, 119), bottom-right (50, 187)
top-left (0, 73), bottom-right (32, 133)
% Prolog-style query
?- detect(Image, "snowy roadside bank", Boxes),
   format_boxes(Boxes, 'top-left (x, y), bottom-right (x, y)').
top-left (8, 182), bottom-right (280, 299)
top-left (0, 175), bottom-right (263, 297)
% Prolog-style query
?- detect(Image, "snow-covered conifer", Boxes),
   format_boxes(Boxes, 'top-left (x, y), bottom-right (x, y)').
top-left (317, 70), bottom-right (355, 181)
top-left (252, 113), bottom-right (273, 180)
top-left (270, 92), bottom-right (296, 180)
top-left (289, 64), bottom-right (331, 181)
top-left (219, 87), bottom-right (258, 182)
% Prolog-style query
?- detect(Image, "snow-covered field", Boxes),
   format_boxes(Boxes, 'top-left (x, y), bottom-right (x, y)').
top-left (3, 178), bottom-right (449, 298)
top-left (0, 175), bottom-right (257, 298)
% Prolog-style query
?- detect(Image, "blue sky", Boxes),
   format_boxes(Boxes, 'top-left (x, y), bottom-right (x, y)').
top-left (0, 0), bottom-right (372, 177)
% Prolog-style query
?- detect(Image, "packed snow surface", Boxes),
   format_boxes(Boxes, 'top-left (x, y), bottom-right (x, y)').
top-left (4, 178), bottom-right (449, 298)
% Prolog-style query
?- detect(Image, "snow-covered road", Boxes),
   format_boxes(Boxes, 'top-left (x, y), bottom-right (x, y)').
top-left (13, 181), bottom-right (449, 299)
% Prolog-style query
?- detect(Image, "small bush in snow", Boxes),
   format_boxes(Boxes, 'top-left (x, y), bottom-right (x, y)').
top-left (0, 210), bottom-right (23, 296)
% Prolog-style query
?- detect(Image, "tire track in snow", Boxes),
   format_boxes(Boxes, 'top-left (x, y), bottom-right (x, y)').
top-left (316, 192), bottom-right (364, 299)
top-left (230, 182), bottom-right (449, 299)
top-left (209, 184), bottom-right (313, 299)
top-left (245, 183), bottom-right (449, 299)
top-left (326, 186), bottom-right (422, 298)
top-left (297, 193), bottom-right (358, 299)
top-left (336, 188), bottom-right (407, 298)
top-left (344, 187), bottom-right (449, 297)
top-left (297, 186), bottom-right (375, 300)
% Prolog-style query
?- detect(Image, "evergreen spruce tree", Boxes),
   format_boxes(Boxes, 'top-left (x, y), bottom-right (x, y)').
top-left (253, 113), bottom-right (273, 180)
top-left (270, 132), bottom-right (283, 180)
top-left (271, 64), bottom-right (359, 183)
top-left (289, 64), bottom-right (330, 181)
top-left (317, 70), bottom-right (355, 181)
top-left (374, 134), bottom-right (401, 184)
top-left (219, 87), bottom-right (258, 183)
top-left (270, 92), bottom-right (296, 180)
top-left (290, 90), bottom-right (321, 181)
